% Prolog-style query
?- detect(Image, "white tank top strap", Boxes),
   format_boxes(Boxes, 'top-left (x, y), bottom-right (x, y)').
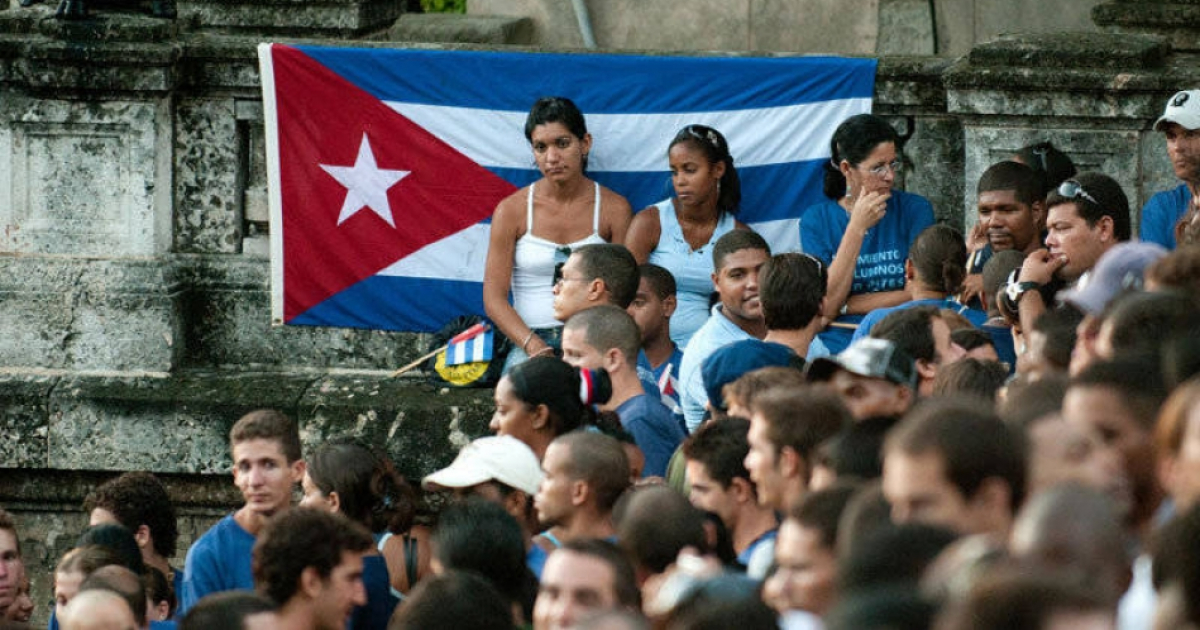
top-left (592, 181), bottom-right (601, 233)
top-left (526, 182), bottom-right (536, 232)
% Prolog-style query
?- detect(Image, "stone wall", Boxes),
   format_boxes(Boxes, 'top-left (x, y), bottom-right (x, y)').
top-left (468, 0), bottom-right (1104, 56)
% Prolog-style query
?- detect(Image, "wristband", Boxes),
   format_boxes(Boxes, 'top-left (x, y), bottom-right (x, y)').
top-left (521, 330), bottom-right (535, 352)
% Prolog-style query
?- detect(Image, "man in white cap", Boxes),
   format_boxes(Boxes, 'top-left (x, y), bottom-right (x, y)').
top-left (422, 435), bottom-right (548, 575)
top-left (1142, 89), bottom-right (1200, 249)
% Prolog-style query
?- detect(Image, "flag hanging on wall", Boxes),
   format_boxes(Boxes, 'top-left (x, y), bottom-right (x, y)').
top-left (259, 44), bottom-right (876, 332)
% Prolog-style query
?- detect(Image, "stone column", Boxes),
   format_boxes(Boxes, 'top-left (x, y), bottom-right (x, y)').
top-left (0, 14), bottom-right (184, 372)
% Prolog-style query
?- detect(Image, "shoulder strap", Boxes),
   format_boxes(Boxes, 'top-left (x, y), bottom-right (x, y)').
top-left (404, 533), bottom-right (419, 588)
top-left (526, 182), bottom-right (536, 232)
top-left (592, 181), bottom-right (601, 233)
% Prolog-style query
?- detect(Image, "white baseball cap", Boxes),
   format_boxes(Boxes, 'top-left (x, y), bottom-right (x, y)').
top-left (1154, 89), bottom-right (1200, 131)
top-left (422, 435), bottom-right (543, 495)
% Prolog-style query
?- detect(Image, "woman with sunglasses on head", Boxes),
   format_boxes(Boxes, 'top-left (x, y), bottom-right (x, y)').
top-left (484, 97), bottom-right (633, 372)
top-left (801, 113), bottom-right (935, 354)
top-left (626, 124), bottom-right (749, 349)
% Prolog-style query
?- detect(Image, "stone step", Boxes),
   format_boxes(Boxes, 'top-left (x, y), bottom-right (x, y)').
top-left (386, 13), bottom-right (532, 45)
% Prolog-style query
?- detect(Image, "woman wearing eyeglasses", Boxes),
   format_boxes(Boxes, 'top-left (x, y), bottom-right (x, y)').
top-left (484, 97), bottom-right (632, 372)
top-left (626, 124), bottom-right (748, 349)
top-left (801, 113), bottom-right (935, 353)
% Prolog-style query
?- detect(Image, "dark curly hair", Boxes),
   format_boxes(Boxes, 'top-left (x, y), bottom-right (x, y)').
top-left (252, 508), bottom-right (372, 607)
top-left (84, 471), bottom-right (179, 558)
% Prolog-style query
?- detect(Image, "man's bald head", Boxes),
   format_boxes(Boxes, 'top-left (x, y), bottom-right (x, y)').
top-left (60, 589), bottom-right (137, 630)
top-left (78, 565), bottom-right (146, 629)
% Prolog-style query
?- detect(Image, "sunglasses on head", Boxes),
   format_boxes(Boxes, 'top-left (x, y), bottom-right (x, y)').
top-left (1057, 180), bottom-right (1099, 207)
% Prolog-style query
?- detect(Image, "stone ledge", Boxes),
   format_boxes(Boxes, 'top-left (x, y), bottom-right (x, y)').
top-left (177, 0), bottom-right (402, 38)
top-left (966, 32), bottom-right (1167, 70)
top-left (385, 14), bottom-right (533, 45)
top-left (0, 369), bottom-right (493, 480)
top-left (0, 467), bottom-right (240, 509)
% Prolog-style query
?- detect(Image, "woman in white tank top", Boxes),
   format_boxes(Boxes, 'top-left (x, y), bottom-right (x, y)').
top-left (484, 97), bottom-right (632, 370)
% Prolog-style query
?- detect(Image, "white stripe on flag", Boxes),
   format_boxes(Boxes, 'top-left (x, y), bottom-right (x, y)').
top-left (386, 98), bottom-right (871, 171)
top-left (378, 222), bottom-right (491, 281)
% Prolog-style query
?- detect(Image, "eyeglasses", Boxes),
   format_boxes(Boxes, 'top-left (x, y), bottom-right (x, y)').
top-left (864, 160), bottom-right (903, 177)
top-left (1057, 180), bottom-right (1099, 207)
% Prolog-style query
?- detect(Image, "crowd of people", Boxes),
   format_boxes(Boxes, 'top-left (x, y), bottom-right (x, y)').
top-left (4, 88), bottom-right (1200, 629)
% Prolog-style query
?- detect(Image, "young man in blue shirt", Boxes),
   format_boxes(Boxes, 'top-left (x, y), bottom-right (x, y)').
top-left (629, 263), bottom-right (684, 413)
top-left (178, 409), bottom-right (306, 615)
top-left (562, 305), bottom-right (686, 478)
top-left (679, 230), bottom-right (771, 432)
top-left (1141, 89), bottom-right (1200, 249)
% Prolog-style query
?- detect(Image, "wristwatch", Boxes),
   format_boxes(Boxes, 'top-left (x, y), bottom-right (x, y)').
top-left (1006, 281), bottom-right (1042, 304)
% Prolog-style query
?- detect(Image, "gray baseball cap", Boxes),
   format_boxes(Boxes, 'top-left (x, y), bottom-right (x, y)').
top-left (807, 337), bottom-right (919, 390)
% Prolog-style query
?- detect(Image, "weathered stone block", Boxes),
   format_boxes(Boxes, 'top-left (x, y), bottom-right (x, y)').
top-left (46, 371), bottom-right (311, 472)
top-left (0, 374), bottom-right (57, 467)
top-left (0, 257), bottom-right (182, 371)
top-left (877, 0), bottom-right (935, 55)
top-left (1094, 1), bottom-right (1200, 53)
top-left (901, 116), bottom-right (965, 228)
top-left (965, 32), bottom-right (1167, 70)
top-left (386, 14), bottom-right (532, 45)
top-left (174, 97), bottom-right (241, 253)
top-left (961, 127), bottom-right (1142, 230)
top-left (299, 374), bottom-right (493, 482)
top-left (179, 256), bottom-right (427, 370)
top-left (0, 95), bottom-right (172, 256)
top-left (177, 0), bottom-right (403, 37)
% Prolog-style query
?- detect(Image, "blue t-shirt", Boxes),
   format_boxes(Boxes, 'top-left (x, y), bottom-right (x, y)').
top-left (351, 555), bottom-right (398, 630)
top-left (801, 190), bottom-right (935, 353)
top-left (615, 394), bottom-right (688, 478)
top-left (1140, 183), bottom-right (1193, 250)
top-left (851, 298), bottom-right (988, 342)
top-left (679, 305), bottom-right (756, 432)
top-left (178, 513), bottom-right (256, 616)
top-left (527, 543), bottom-right (548, 579)
top-left (637, 345), bottom-right (684, 412)
top-left (983, 324), bottom-right (1017, 374)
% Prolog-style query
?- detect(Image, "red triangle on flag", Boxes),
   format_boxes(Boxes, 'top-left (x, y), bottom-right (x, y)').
top-left (269, 45), bottom-right (516, 322)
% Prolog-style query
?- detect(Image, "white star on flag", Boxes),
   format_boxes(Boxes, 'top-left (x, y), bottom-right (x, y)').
top-left (320, 133), bottom-right (410, 228)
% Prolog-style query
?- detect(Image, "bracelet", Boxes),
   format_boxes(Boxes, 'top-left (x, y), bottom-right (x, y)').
top-left (531, 347), bottom-right (555, 358)
top-left (521, 330), bottom-right (536, 352)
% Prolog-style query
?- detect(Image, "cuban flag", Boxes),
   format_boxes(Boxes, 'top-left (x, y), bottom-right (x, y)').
top-left (259, 44), bottom-right (876, 332)
top-left (444, 322), bottom-right (494, 366)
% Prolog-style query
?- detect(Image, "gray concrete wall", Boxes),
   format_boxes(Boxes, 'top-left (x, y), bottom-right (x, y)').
top-left (469, 0), bottom-right (881, 54)
top-left (469, 0), bottom-right (1102, 55)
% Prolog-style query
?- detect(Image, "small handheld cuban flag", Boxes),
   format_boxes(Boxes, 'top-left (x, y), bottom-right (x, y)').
top-left (444, 322), bottom-right (494, 367)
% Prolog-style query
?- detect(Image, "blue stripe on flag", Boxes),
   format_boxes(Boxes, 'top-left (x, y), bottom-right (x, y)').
top-left (487, 159), bottom-right (828, 225)
top-left (294, 47), bottom-right (876, 113)
top-left (290, 276), bottom-right (484, 333)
